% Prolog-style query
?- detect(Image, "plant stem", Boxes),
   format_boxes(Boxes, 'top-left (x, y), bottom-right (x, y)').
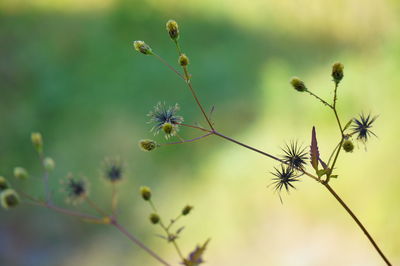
top-left (306, 90), bottom-right (333, 109)
top-left (182, 66), bottom-right (215, 131)
top-left (162, 132), bottom-right (213, 146)
top-left (111, 220), bottom-right (172, 266)
top-left (323, 183), bottom-right (392, 266)
top-left (153, 53), bottom-right (185, 81)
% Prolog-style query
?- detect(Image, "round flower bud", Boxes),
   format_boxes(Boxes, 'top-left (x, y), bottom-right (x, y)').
top-left (162, 122), bottom-right (174, 135)
top-left (0, 176), bottom-right (10, 191)
top-left (1, 189), bottom-right (20, 209)
top-left (342, 139), bottom-right (354, 153)
top-left (179, 54), bottom-right (189, 66)
top-left (139, 139), bottom-right (157, 152)
top-left (44, 157), bottom-right (56, 172)
top-left (140, 186), bottom-right (152, 201)
top-left (290, 77), bottom-right (307, 92)
top-left (133, 40), bottom-right (153, 55)
top-left (166, 20), bottom-right (179, 40)
top-left (13, 167), bottom-right (29, 180)
top-left (149, 213), bottom-right (160, 224)
top-left (31, 132), bottom-right (43, 153)
top-left (182, 205), bottom-right (193, 216)
top-left (332, 62), bottom-right (344, 84)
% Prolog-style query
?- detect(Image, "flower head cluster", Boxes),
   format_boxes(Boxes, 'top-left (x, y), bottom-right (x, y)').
top-left (351, 113), bottom-right (377, 143)
top-left (148, 102), bottom-right (184, 139)
top-left (102, 157), bottom-right (124, 183)
top-left (63, 174), bottom-right (88, 204)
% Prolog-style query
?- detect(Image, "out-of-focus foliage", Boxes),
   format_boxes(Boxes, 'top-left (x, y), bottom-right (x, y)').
top-left (1, 0), bottom-right (399, 265)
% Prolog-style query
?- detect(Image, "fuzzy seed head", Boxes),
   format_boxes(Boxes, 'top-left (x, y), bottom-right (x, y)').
top-left (0, 177), bottom-right (10, 191)
top-left (14, 167), bottom-right (29, 180)
top-left (139, 139), bottom-right (157, 152)
top-left (133, 40), bottom-right (153, 55)
top-left (182, 205), bottom-right (193, 216)
top-left (31, 132), bottom-right (43, 153)
top-left (342, 139), bottom-right (354, 152)
top-left (149, 213), bottom-right (160, 224)
top-left (103, 157), bottom-right (124, 183)
top-left (179, 54), bottom-right (189, 66)
top-left (140, 186), bottom-right (152, 201)
top-left (290, 77), bottom-right (307, 92)
top-left (332, 62), bottom-right (344, 84)
top-left (1, 189), bottom-right (20, 209)
top-left (166, 20), bottom-right (179, 40)
top-left (44, 157), bottom-right (56, 172)
top-left (63, 174), bottom-right (88, 204)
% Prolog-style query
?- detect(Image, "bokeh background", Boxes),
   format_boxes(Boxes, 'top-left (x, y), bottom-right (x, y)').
top-left (1, 0), bottom-right (399, 265)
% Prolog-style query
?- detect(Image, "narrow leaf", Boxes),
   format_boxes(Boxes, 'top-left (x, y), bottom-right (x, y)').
top-left (310, 126), bottom-right (319, 171)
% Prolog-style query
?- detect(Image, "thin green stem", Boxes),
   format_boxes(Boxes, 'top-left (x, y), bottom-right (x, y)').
top-left (111, 220), bottom-right (172, 266)
top-left (153, 53), bottom-right (185, 81)
top-left (182, 65), bottom-right (215, 130)
top-left (178, 123), bottom-right (210, 133)
top-left (306, 90), bottom-right (333, 109)
top-left (161, 132), bottom-right (213, 146)
top-left (85, 197), bottom-right (109, 217)
top-left (324, 184), bottom-right (392, 266)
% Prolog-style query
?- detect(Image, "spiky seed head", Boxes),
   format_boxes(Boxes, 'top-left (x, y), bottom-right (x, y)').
top-left (182, 205), bottom-right (193, 216)
top-left (139, 139), bottom-right (157, 152)
top-left (290, 77), bottom-right (307, 92)
top-left (13, 167), bottom-right (29, 180)
top-left (31, 132), bottom-right (43, 153)
top-left (44, 157), bottom-right (56, 172)
top-left (166, 20), bottom-right (179, 40)
top-left (149, 213), bottom-right (160, 224)
top-left (332, 62), bottom-right (344, 84)
top-left (342, 140), bottom-right (354, 152)
top-left (179, 54), bottom-right (189, 66)
top-left (0, 177), bottom-right (10, 191)
top-left (1, 189), bottom-right (20, 209)
top-left (351, 113), bottom-right (378, 143)
top-left (133, 40), bottom-right (153, 55)
top-left (140, 186), bottom-right (152, 201)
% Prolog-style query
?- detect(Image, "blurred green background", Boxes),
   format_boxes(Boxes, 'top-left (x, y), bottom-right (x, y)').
top-left (1, 0), bottom-right (399, 265)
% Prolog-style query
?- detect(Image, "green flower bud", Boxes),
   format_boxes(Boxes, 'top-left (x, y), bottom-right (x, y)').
top-left (133, 40), bottom-right (153, 55)
top-left (162, 122), bottom-right (173, 135)
top-left (149, 213), bottom-right (160, 224)
top-left (166, 20), bottom-right (179, 40)
top-left (1, 189), bottom-right (20, 209)
top-left (290, 77), bottom-right (307, 92)
top-left (13, 167), bottom-right (29, 180)
top-left (140, 186), bottom-right (152, 201)
top-left (31, 132), bottom-right (43, 153)
top-left (0, 177), bottom-right (10, 191)
top-left (342, 139), bottom-right (354, 153)
top-left (44, 157), bottom-right (56, 172)
top-left (182, 205), bottom-right (193, 216)
top-left (139, 139), bottom-right (157, 152)
top-left (179, 54), bottom-right (189, 66)
top-left (332, 62), bottom-right (344, 84)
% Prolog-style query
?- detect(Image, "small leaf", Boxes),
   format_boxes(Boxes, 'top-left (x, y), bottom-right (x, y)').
top-left (316, 169), bottom-right (329, 178)
top-left (343, 119), bottom-right (353, 131)
top-left (310, 126), bottom-right (320, 171)
top-left (318, 158), bottom-right (328, 170)
top-left (330, 175), bottom-right (338, 179)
